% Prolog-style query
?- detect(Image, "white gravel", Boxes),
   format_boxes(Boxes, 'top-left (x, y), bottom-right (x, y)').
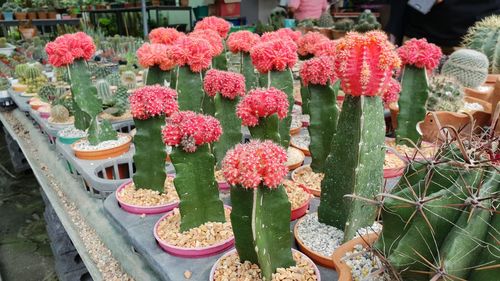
top-left (58, 126), bottom-right (87, 138)
top-left (344, 244), bottom-right (391, 281)
top-left (73, 134), bottom-right (129, 151)
top-left (463, 102), bottom-right (484, 112)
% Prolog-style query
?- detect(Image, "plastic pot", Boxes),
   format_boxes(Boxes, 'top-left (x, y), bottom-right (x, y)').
top-left (2, 12), bottom-right (14, 21)
top-left (293, 215), bottom-right (335, 268)
top-left (286, 147), bottom-right (305, 171)
top-left (116, 178), bottom-right (179, 215)
top-left (71, 133), bottom-right (132, 160)
top-left (154, 206), bottom-right (234, 257)
top-left (290, 183), bottom-right (312, 221)
top-left (291, 165), bottom-right (321, 197)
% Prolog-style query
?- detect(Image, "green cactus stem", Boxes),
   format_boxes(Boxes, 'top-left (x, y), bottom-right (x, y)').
top-left (269, 70), bottom-right (294, 148)
top-left (462, 15), bottom-right (500, 74)
top-left (241, 53), bottom-right (258, 91)
top-left (176, 66), bottom-right (204, 112)
top-left (318, 95), bottom-right (385, 242)
top-left (469, 213), bottom-right (500, 280)
top-left (170, 145), bottom-right (226, 231)
top-left (307, 81), bottom-right (339, 173)
top-left (68, 59), bottom-right (117, 145)
top-left (132, 116), bottom-right (167, 192)
top-left (230, 185), bottom-right (295, 280)
top-left (441, 49), bottom-right (489, 88)
top-left (395, 65), bottom-right (429, 145)
top-left (248, 115), bottom-right (281, 144)
top-left (213, 52), bottom-right (228, 71)
top-left (202, 93), bottom-right (216, 117)
top-left (146, 65), bottom-right (167, 86)
top-left (213, 94), bottom-right (242, 168)
top-left (300, 79), bottom-right (310, 115)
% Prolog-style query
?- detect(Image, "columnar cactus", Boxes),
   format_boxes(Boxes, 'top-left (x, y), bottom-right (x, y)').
top-left (222, 140), bottom-right (295, 280)
top-left (95, 79), bottom-right (114, 105)
top-left (463, 15), bottom-right (500, 74)
top-left (162, 111), bottom-right (226, 231)
top-left (318, 31), bottom-right (401, 241)
top-left (396, 38), bottom-right (442, 144)
top-left (129, 85), bottom-right (178, 193)
top-left (203, 69), bottom-right (246, 167)
top-left (427, 75), bottom-right (464, 112)
top-left (375, 141), bottom-right (499, 281)
top-left (121, 70), bottom-right (137, 90)
top-left (170, 37), bottom-right (213, 113)
top-left (137, 42), bottom-right (176, 86)
top-left (15, 63), bottom-right (29, 83)
top-left (45, 32), bottom-right (117, 145)
top-left (441, 49), bottom-right (489, 88)
top-left (237, 87), bottom-right (289, 143)
top-left (250, 38), bottom-right (298, 147)
top-left (300, 56), bottom-right (339, 173)
top-left (227, 31), bottom-right (261, 91)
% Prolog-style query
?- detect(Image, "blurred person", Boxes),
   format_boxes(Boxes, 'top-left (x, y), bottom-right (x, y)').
top-left (288, 0), bottom-right (330, 21)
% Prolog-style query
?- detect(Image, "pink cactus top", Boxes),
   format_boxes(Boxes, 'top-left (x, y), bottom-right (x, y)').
top-left (288, 0), bottom-right (328, 21)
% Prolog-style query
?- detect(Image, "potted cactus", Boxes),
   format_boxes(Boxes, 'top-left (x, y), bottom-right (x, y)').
top-left (352, 9), bottom-right (381, 33)
top-left (294, 31), bottom-right (400, 268)
top-left (116, 85), bottom-right (179, 214)
top-left (291, 55), bottom-right (339, 197)
top-left (0, 37), bottom-right (15, 56)
top-left (0, 77), bottom-right (11, 99)
top-left (226, 30), bottom-right (261, 90)
top-left (394, 38), bottom-right (442, 145)
top-left (210, 140), bottom-right (320, 280)
top-left (45, 32), bottom-right (129, 160)
top-left (154, 111), bottom-right (234, 257)
top-left (1, 2), bottom-right (18, 21)
top-left (463, 14), bottom-right (500, 76)
top-left (193, 16), bottom-right (231, 71)
top-left (331, 18), bottom-right (354, 39)
top-left (315, 5), bottom-right (334, 38)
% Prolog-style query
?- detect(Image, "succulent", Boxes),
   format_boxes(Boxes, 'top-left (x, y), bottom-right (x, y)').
top-left (255, 21), bottom-right (275, 35)
top-left (120, 70), bottom-right (137, 90)
top-left (105, 72), bottom-right (122, 87)
top-left (463, 14), bottom-right (500, 74)
top-left (55, 67), bottom-right (70, 83)
top-left (15, 63), bottom-right (29, 83)
top-left (0, 77), bottom-right (11, 91)
top-left (427, 75), bottom-right (465, 112)
top-left (317, 7), bottom-right (334, 28)
top-left (441, 49), bottom-right (489, 88)
top-left (297, 19), bottom-right (316, 28)
top-left (50, 104), bottom-right (70, 123)
top-left (353, 9), bottom-right (381, 33)
top-left (268, 6), bottom-right (287, 30)
top-left (92, 65), bottom-right (111, 79)
top-left (95, 79), bottom-right (114, 105)
top-left (105, 85), bottom-right (129, 117)
top-left (333, 18), bottom-right (354, 31)
top-left (38, 84), bottom-right (57, 103)
top-left (0, 37), bottom-right (7, 48)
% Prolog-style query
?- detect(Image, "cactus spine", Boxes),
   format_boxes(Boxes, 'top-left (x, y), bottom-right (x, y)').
top-left (38, 84), bottom-right (57, 103)
top-left (51, 104), bottom-right (70, 122)
top-left (427, 75), bottom-right (464, 112)
top-left (463, 15), bottom-right (500, 74)
top-left (395, 65), bottom-right (429, 144)
top-left (317, 7), bottom-right (334, 28)
top-left (170, 145), bottom-right (226, 231)
top-left (95, 79), bottom-right (114, 105)
top-left (121, 70), bottom-right (137, 90)
top-left (0, 77), bottom-right (10, 91)
top-left (106, 72), bottom-right (122, 87)
top-left (441, 49), bottom-right (489, 88)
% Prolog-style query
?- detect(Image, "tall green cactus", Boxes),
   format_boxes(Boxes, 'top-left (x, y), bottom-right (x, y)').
top-left (307, 81), bottom-right (339, 173)
top-left (68, 59), bottom-right (117, 145)
top-left (395, 65), bottom-right (429, 144)
top-left (230, 185), bottom-right (295, 280)
top-left (121, 70), bottom-right (137, 90)
top-left (269, 70), bottom-right (294, 148)
top-left (241, 53), bottom-right (258, 91)
top-left (170, 145), bottom-right (225, 231)
top-left (214, 94), bottom-right (242, 168)
top-left (176, 66), bottom-right (204, 112)
top-left (318, 95), bottom-right (385, 241)
top-left (300, 80), bottom-right (310, 115)
top-left (248, 115), bottom-right (281, 143)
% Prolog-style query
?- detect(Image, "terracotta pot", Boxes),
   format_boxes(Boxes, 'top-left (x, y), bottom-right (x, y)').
top-left (290, 183), bottom-right (312, 221)
top-left (19, 27), bottom-right (36, 39)
top-left (294, 216), bottom-right (335, 268)
top-left (27, 12), bottom-right (37, 20)
top-left (332, 233), bottom-right (379, 281)
top-left (388, 102), bottom-right (399, 129)
top-left (71, 134), bottom-right (132, 160)
top-left (464, 86), bottom-right (494, 103)
top-left (37, 11), bottom-right (48, 19)
top-left (116, 178), bottom-right (179, 215)
top-left (15, 12), bottom-right (28, 20)
top-left (154, 206), bottom-right (234, 257)
top-left (47, 11), bottom-right (57, 19)
top-left (486, 74), bottom-right (500, 86)
top-left (314, 27), bottom-right (333, 39)
top-left (96, 4), bottom-right (106, 9)
top-left (180, 0), bottom-right (189, 7)
top-left (291, 165), bottom-right (321, 197)
top-left (290, 125), bottom-right (301, 136)
top-left (332, 29), bottom-right (346, 39)
top-left (209, 249), bottom-right (322, 281)
top-left (287, 147), bottom-right (305, 171)
top-left (289, 139), bottom-right (311, 157)
top-left (297, 26), bottom-right (315, 34)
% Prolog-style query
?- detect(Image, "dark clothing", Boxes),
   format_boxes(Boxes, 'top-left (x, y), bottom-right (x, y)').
top-left (386, 0), bottom-right (500, 47)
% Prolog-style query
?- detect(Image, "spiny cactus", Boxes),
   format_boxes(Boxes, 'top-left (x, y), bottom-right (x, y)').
top-left (463, 14), bottom-right (500, 74)
top-left (375, 139), bottom-right (499, 281)
top-left (427, 75), bottom-right (465, 112)
top-left (92, 65), bottom-right (112, 79)
top-left (162, 111), bottom-right (226, 231)
top-left (15, 63), bottom-right (28, 83)
top-left (38, 84), bottom-right (57, 103)
top-left (268, 6), bottom-right (287, 30)
top-left (223, 141), bottom-right (295, 280)
top-left (318, 31), bottom-right (400, 241)
top-left (121, 70), bottom-right (137, 90)
top-left (105, 72), bottom-right (122, 87)
top-left (51, 104), bottom-right (70, 123)
top-left (441, 49), bottom-right (489, 88)
top-left (334, 18), bottom-right (354, 31)
top-left (105, 86), bottom-right (129, 117)
top-left (353, 9), bottom-right (381, 33)
top-left (317, 7), bottom-right (334, 28)
top-left (0, 77), bottom-right (10, 91)
top-left (95, 79), bottom-right (114, 106)
top-left (55, 67), bottom-right (70, 84)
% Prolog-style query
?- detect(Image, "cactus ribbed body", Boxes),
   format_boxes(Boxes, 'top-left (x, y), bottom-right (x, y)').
top-left (241, 53), bottom-right (258, 91)
top-left (230, 185), bottom-right (295, 280)
top-left (300, 80), bottom-right (310, 115)
top-left (106, 72), bottom-right (122, 87)
top-left (68, 59), bottom-right (117, 145)
top-left (213, 52), bottom-right (228, 71)
top-left (427, 75), bottom-right (464, 112)
top-left (317, 8), bottom-right (334, 27)
top-left (0, 77), bottom-right (10, 91)
top-left (51, 104), bottom-right (70, 122)
top-left (38, 84), bottom-right (57, 103)
top-left (176, 66), bottom-right (204, 112)
top-left (170, 145), bottom-right (226, 232)
top-left (469, 213), bottom-right (500, 280)
top-left (318, 95), bottom-right (385, 241)
top-left (15, 64), bottom-right (28, 83)
top-left (25, 63), bottom-right (42, 81)
top-left (463, 15), bottom-right (500, 74)
top-left (441, 49), bottom-right (489, 88)
top-left (132, 116), bottom-right (167, 192)
top-left (395, 65), bottom-right (429, 144)
top-left (307, 81), bottom-right (339, 173)
top-left (145, 65), bottom-right (166, 86)
top-left (269, 70), bottom-right (294, 148)
top-left (353, 10), bottom-right (381, 33)
top-left (95, 79), bottom-right (114, 105)
top-left (93, 66), bottom-right (111, 79)
top-left (214, 94), bottom-right (242, 168)
top-left (121, 70), bottom-right (137, 90)
top-left (248, 115), bottom-right (281, 143)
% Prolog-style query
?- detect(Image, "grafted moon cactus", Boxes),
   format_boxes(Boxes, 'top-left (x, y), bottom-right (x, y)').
top-left (162, 111), bottom-right (225, 231)
top-left (318, 31), bottom-right (401, 241)
top-left (227, 31), bottom-right (261, 91)
top-left (222, 140), bottom-right (295, 281)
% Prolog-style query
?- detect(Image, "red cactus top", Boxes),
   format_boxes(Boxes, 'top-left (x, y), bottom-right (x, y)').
top-left (194, 16), bottom-right (231, 39)
top-left (227, 31), bottom-right (261, 54)
top-left (149, 27), bottom-right (185, 45)
top-left (313, 39), bottom-right (337, 58)
top-left (136, 43), bottom-right (176, 71)
top-left (381, 78), bottom-right (401, 104)
top-left (300, 56), bottom-right (337, 86)
top-left (222, 140), bottom-right (288, 189)
top-left (203, 69), bottom-right (246, 100)
top-left (250, 40), bottom-right (298, 73)
top-left (236, 87), bottom-right (289, 127)
top-left (261, 28), bottom-right (302, 44)
top-left (129, 85), bottom-right (178, 120)
top-left (170, 37), bottom-right (213, 73)
top-left (397, 38), bottom-right (442, 70)
top-left (45, 32), bottom-right (95, 67)
top-left (190, 29), bottom-right (224, 57)
top-left (297, 32), bottom-right (329, 57)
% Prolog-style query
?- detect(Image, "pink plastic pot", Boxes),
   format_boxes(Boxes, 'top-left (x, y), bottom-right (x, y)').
top-left (209, 248), bottom-right (321, 281)
top-left (290, 184), bottom-right (312, 221)
top-left (218, 181), bottom-right (230, 192)
top-left (153, 206), bottom-right (234, 258)
top-left (116, 179), bottom-right (179, 215)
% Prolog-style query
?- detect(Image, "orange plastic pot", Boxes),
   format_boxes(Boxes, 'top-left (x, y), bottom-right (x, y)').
top-left (332, 233), bottom-right (379, 281)
top-left (72, 134), bottom-right (132, 160)
top-left (294, 217), bottom-right (335, 268)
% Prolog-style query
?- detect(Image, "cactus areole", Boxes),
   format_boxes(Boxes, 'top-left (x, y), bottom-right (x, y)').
top-left (317, 31), bottom-right (401, 242)
top-left (222, 141), bottom-right (295, 280)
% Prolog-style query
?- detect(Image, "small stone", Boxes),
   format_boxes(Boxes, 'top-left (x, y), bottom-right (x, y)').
top-left (183, 270), bottom-right (192, 279)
